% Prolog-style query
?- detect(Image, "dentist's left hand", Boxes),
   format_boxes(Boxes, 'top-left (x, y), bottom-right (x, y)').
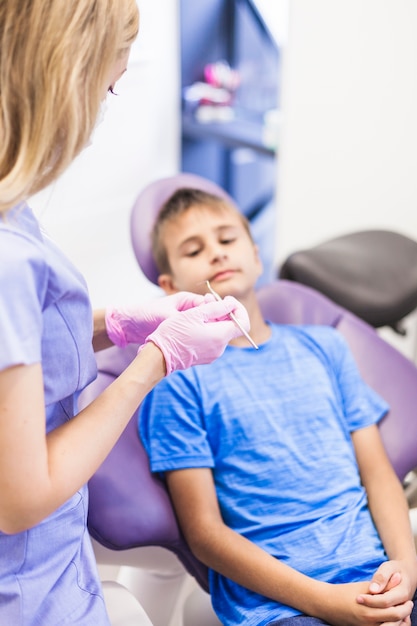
top-left (105, 292), bottom-right (206, 347)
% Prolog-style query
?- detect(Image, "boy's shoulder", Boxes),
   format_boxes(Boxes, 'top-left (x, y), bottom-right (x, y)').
top-left (275, 323), bottom-right (351, 364)
top-left (275, 322), bottom-right (345, 345)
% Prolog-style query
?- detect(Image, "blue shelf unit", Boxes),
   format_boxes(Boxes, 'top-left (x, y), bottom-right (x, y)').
top-left (180, 0), bottom-right (280, 284)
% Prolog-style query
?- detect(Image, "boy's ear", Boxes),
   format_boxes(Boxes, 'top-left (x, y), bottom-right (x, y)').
top-left (254, 244), bottom-right (264, 273)
top-left (157, 274), bottom-right (179, 295)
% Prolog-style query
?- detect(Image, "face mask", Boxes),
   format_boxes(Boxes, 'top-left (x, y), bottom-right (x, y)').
top-left (95, 98), bottom-right (109, 129)
top-left (85, 98), bottom-right (109, 148)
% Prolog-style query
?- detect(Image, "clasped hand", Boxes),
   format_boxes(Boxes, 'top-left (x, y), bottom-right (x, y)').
top-left (324, 560), bottom-right (416, 626)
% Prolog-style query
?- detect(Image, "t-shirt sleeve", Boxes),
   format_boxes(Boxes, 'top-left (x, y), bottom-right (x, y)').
top-left (139, 371), bottom-right (214, 474)
top-left (318, 327), bottom-right (389, 432)
top-left (0, 231), bottom-right (47, 370)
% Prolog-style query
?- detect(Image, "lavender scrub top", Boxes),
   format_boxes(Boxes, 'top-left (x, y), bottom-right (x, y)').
top-left (0, 204), bottom-right (109, 625)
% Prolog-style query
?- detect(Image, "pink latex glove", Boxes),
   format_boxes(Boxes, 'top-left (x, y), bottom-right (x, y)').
top-left (142, 296), bottom-right (250, 375)
top-left (105, 292), bottom-right (206, 347)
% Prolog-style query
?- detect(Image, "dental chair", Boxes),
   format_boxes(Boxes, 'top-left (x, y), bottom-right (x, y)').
top-left (82, 174), bottom-right (417, 626)
top-left (279, 230), bottom-right (417, 337)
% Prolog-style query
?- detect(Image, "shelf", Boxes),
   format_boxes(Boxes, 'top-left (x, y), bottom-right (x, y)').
top-left (182, 114), bottom-right (276, 158)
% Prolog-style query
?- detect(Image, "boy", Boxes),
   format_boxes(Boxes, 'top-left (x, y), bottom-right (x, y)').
top-left (139, 188), bottom-right (417, 626)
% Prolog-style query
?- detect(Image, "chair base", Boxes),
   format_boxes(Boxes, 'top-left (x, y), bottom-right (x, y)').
top-left (102, 580), bottom-right (154, 626)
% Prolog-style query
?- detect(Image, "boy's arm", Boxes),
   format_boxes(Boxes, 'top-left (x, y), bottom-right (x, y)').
top-left (352, 424), bottom-right (417, 608)
top-left (166, 467), bottom-right (413, 626)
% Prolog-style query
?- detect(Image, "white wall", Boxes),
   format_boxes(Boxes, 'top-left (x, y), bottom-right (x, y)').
top-left (276, 0), bottom-right (417, 263)
top-left (31, 0), bottom-right (179, 308)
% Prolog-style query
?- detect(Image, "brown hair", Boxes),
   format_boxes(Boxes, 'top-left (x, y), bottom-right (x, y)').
top-left (151, 187), bottom-right (254, 275)
top-left (0, 0), bottom-right (139, 213)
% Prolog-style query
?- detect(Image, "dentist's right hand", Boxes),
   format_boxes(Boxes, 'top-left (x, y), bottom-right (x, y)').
top-left (142, 295), bottom-right (250, 375)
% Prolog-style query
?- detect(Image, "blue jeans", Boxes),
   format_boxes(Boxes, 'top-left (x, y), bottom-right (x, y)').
top-left (268, 591), bottom-right (417, 626)
top-left (268, 618), bottom-right (328, 626)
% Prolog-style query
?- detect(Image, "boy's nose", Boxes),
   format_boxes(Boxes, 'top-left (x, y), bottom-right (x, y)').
top-left (209, 244), bottom-right (228, 263)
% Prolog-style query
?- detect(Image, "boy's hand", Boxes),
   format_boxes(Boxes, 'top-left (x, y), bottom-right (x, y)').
top-left (105, 292), bottom-right (206, 347)
top-left (366, 563), bottom-right (403, 595)
top-left (318, 580), bottom-right (413, 626)
top-left (355, 561), bottom-right (416, 626)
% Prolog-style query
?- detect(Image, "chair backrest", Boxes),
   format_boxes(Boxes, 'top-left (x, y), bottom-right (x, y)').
top-left (85, 174), bottom-right (417, 593)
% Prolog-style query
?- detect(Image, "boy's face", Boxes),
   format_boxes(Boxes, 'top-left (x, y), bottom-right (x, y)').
top-left (157, 204), bottom-right (263, 301)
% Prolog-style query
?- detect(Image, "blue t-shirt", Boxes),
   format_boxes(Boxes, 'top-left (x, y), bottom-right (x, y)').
top-left (0, 205), bottom-right (107, 625)
top-left (139, 323), bottom-right (389, 626)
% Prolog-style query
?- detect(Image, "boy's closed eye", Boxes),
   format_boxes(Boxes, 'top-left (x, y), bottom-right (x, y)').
top-left (185, 247), bottom-right (202, 258)
top-left (220, 236), bottom-right (236, 245)
top-left (178, 237), bottom-right (203, 258)
top-left (183, 237), bottom-right (236, 258)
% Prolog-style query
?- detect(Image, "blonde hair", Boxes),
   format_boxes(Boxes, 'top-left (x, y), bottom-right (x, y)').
top-left (0, 0), bottom-right (139, 213)
top-left (152, 187), bottom-right (254, 275)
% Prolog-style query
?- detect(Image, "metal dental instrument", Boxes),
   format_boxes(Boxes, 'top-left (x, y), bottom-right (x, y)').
top-left (205, 280), bottom-right (259, 349)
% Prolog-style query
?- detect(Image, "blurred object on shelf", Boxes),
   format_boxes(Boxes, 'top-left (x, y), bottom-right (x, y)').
top-left (183, 61), bottom-right (240, 124)
top-left (195, 104), bottom-right (235, 124)
top-left (204, 60), bottom-right (240, 91)
top-left (183, 82), bottom-right (233, 119)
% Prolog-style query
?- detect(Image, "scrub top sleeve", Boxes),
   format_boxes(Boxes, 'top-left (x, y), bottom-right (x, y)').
top-left (0, 232), bottom-right (47, 370)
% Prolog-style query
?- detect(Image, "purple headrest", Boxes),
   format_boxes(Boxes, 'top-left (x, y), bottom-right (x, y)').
top-left (130, 173), bottom-right (238, 285)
